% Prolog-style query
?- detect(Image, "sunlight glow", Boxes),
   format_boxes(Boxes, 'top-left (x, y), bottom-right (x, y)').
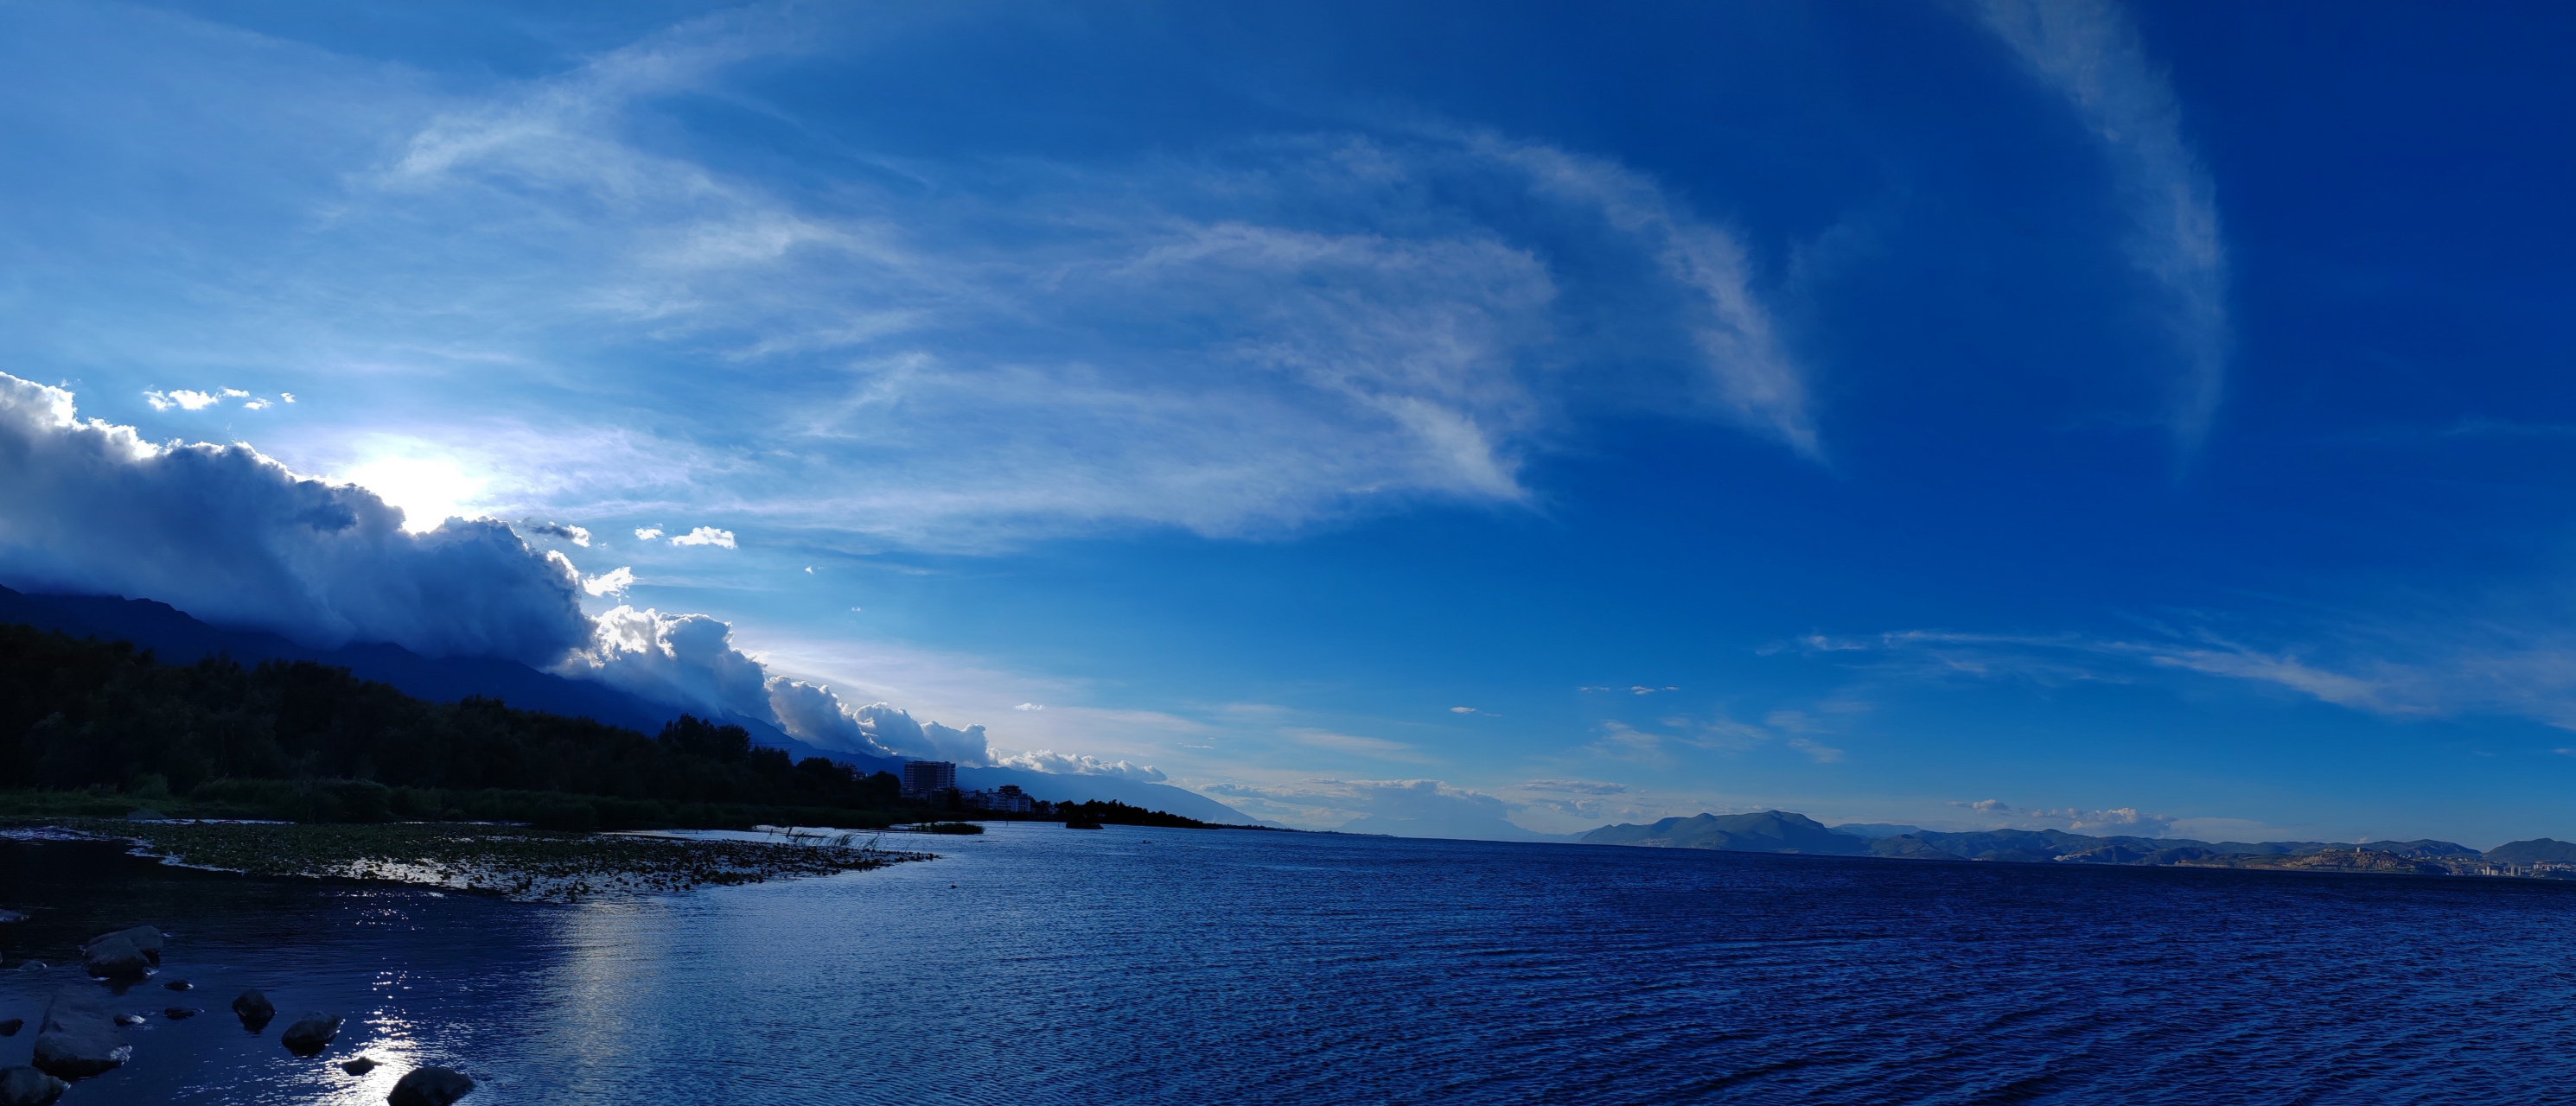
top-left (341, 454), bottom-right (488, 532)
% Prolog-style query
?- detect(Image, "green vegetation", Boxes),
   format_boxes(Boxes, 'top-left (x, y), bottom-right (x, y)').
top-left (910, 822), bottom-right (985, 835)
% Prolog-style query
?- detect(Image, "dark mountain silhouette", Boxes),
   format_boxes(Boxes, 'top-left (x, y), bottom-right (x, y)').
top-left (1582, 810), bottom-right (1871, 855)
top-left (2484, 838), bottom-right (2576, 864)
top-left (1828, 822), bottom-right (1925, 839)
top-left (1584, 811), bottom-right (2504, 870)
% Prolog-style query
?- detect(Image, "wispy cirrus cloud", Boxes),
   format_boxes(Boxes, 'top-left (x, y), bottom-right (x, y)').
top-left (1473, 136), bottom-right (1821, 458)
top-left (1287, 728), bottom-right (1435, 763)
top-left (1206, 777), bottom-right (1553, 840)
top-left (1583, 709), bottom-right (1851, 764)
top-left (1979, 0), bottom-right (2229, 448)
top-left (1786, 621), bottom-right (2576, 731)
top-left (30, 7), bottom-right (1822, 555)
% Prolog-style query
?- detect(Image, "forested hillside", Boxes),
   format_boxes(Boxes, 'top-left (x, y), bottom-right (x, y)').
top-left (0, 623), bottom-right (898, 826)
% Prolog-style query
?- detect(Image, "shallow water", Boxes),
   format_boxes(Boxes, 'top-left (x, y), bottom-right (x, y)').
top-left (3, 823), bottom-right (2574, 1104)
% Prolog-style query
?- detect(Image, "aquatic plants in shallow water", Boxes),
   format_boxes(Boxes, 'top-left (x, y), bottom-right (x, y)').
top-left (6, 819), bottom-right (932, 903)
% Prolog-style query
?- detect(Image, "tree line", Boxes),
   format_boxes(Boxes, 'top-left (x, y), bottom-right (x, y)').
top-left (0, 624), bottom-right (1215, 831)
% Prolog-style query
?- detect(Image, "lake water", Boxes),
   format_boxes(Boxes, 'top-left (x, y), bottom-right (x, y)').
top-left (3, 823), bottom-right (2575, 1104)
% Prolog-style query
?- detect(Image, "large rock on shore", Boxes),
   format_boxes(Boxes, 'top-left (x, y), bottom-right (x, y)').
top-left (31, 988), bottom-right (131, 1078)
top-left (280, 1012), bottom-right (341, 1056)
top-left (0, 1065), bottom-right (68, 1106)
top-left (83, 926), bottom-right (163, 965)
top-left (387, 1066), bottom-right (475, 1106)
top-left (232, 989), bottom-right (276, 1032)
top-left (0, 1019), bottom-right (19, 1036)
top-left (80, 936), bottom-right (151, 978)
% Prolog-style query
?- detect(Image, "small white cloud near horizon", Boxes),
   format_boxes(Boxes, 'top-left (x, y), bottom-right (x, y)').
top-left (634, 527), bottom-right (665, 541)
top-left (1523, 779), bottom-right (1629, 795)
top-left (143, 387), bottom-right (285, 413)
top-left (1953, 796), bottom-right (2173, 836)
top-left (143, 389), bottom-right (220, 411)
top-left (1015, 702), bottom-right (1044, 711)
top-left (581, 566), bottom-right (635, 597)
top-left (670, 525), bottom-right (736, 548)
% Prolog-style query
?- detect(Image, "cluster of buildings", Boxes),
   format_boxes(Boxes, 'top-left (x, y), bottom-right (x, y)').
top-left (897, 760), bottom-right (1036, 814)
top-left (2433, 857), bottom-right (2576, 879)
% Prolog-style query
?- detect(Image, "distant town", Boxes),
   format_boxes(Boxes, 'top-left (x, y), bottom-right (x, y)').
top-left (898, 760), bottom-right (1035, 814)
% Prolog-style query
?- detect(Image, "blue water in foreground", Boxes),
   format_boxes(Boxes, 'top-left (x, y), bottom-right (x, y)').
top-left (5, 823), bottom-right (2576, 1104)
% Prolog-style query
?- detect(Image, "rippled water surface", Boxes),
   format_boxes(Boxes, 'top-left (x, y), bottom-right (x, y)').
top-left (4, 823), bottom-right (2576, 1103)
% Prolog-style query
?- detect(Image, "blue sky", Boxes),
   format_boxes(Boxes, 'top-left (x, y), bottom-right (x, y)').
top-left (7, 1), bottom-right (2576, 843)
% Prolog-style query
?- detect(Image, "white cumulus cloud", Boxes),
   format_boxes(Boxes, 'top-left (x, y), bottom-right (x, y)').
top-left (0, 372), bottom-right (589, 664)
top-left (0, 372), bottom-right (1027, 764)
top-left (669, 525), bottom-right (735, 548)
top-left (526, 521), bottom-right (592, 547)
top-left (995, 750), bottom-right (1167, 782)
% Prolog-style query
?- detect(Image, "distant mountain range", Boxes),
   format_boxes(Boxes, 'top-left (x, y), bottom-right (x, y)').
top-left (0, 585), bottom-right (1255, 823)
top-left (1580, 810), bottom-right (2574, 874)
top-left (1584, 811), bottom-right (1875, 855)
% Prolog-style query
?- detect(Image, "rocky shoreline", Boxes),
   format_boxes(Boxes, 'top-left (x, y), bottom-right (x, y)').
top-left (0, 820), bottom-right (936, 1104)
top-left (3, 818), bottom-right (933, 903)
top-left (0, 921), bottom-right (475, 1106)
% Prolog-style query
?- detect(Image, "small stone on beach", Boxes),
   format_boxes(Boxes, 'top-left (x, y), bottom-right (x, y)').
top-left (341, 1057), bottom-right (377, 1075)
top-left (16, 962), bottom-right (41, 972)
top-left (112, 1014), bottom-right (143, 1027)
top-left (164, 1007), bottom-right (199, 1020)
top-left (163, 980), bottom-right (191, 991)
top-left (0, 1019), bottom-right (18, 1036)
top-left (0, 909), bottom-right (25, 925)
